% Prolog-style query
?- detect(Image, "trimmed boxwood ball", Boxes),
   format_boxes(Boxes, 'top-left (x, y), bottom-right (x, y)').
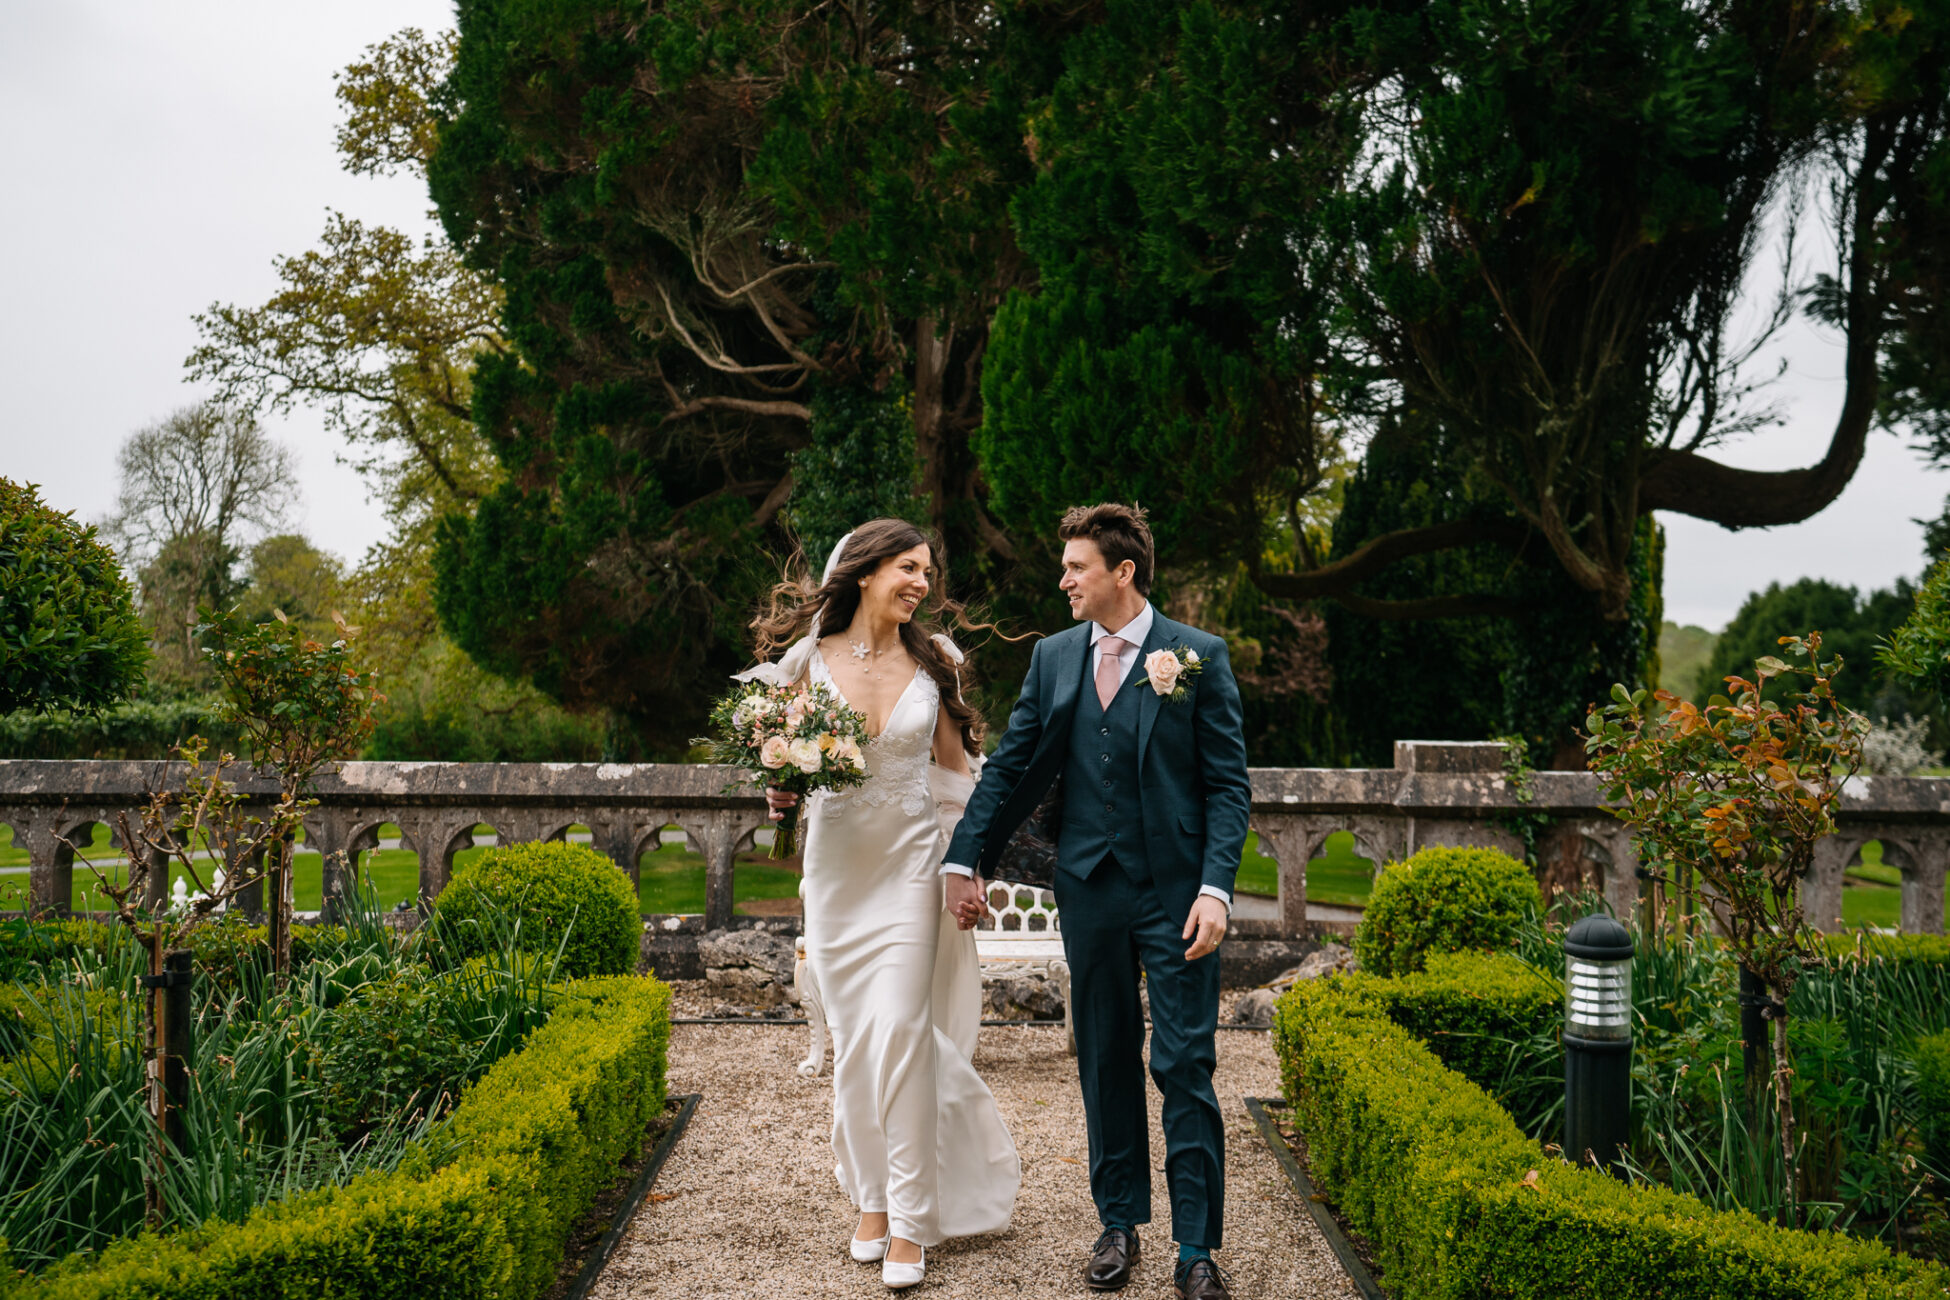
top-left (1353, 845), bottom-right (1541, 977)
top-left (433, 841), bottom-right (640, 978)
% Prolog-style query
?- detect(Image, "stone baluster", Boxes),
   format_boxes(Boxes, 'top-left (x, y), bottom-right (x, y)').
top-left (1901, 833), bottom-right (1947, 935)
top-left (1576, 821), bottom-right (1642, 925)
top-left (304, 813), bottom-right (358, 923)
top-left (15, 813), bottom-right (73, 918)
top-left (395, 816), bottom-right (469, 908)
top-left (230, 841), bottom-right (266, 922)
top-left (1803, 835), bottom-right (1856, 934)
top-left (1253, 817), bottom-right (1312, 940)
top-left (142, 829), bottom-right (173, 914)
top-left (698, 814), bottom-right (741, 931)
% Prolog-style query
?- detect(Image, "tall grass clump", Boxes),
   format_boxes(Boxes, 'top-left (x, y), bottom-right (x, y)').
top-left (0, 882), bottom-right (561, 1274)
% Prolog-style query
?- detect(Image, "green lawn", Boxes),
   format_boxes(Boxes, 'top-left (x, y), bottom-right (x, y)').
top-left (0, 820), bottom-right (1932, 929)
top-left (1234, 829), bottom-right (1375, 906)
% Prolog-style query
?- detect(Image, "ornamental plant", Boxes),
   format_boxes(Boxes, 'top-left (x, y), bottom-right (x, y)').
top-left (203, 606), bottom-right (384, 981)
top-left (1353, 846), bottom-right (1541, 977)
top-left (1585, 633), bottom-right (1865, 1227)
top-left (56, 606), bottom-right (380, 1225)
top-left (432, 841), bottom-right (641, 979)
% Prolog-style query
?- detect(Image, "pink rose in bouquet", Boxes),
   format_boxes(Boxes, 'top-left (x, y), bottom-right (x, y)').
top-left (704, 680), bottom-right (873, 858)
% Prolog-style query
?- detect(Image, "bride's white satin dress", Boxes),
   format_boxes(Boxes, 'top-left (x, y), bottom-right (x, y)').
top-left (800, 653), bottom-right (1020, 1247)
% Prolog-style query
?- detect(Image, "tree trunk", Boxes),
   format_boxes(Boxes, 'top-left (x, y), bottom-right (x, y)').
top-left (1738, 964), bottom-right (1768, 1126)
top-left (912, 317), bottom-right (951, 547)
top-left (1770, 992), bottom-right (1799, 1229)
top-left (142, 934), bottom-right (165, 1228)
top-left (269, 837), bottom-right (293, 987)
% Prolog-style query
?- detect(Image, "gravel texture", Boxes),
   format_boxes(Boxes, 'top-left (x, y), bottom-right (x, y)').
top-left (592, 1019), bottom-right (1358, 1299)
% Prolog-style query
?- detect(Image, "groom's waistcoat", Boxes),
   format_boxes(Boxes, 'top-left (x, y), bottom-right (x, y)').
top-left (1059, 648), bottom-right (1149, 882)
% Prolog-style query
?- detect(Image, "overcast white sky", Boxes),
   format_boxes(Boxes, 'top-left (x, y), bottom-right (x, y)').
top-left (2, 1), bottom-right (1941, 634)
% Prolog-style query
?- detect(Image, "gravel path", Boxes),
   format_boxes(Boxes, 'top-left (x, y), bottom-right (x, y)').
top-left (593, 1019), bottom-right (1357, 1299)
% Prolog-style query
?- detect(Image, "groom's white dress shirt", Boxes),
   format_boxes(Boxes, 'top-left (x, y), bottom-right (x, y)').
top-left (940, 601), bottom-right (1231, 912)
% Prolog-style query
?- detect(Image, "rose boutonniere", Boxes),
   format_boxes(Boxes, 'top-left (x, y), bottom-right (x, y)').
top-left (1143, 646), bottom-right (1205, 702)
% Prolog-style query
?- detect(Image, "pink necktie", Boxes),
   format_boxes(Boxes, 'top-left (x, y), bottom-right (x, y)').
top-left (1096, 636), bottom-right (1129, 709)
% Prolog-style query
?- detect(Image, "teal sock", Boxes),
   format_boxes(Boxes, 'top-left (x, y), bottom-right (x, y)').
top-left (1177, 1244), bottom-right (1211, 1265)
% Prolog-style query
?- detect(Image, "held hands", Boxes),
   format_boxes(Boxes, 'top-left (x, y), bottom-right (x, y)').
top-left (1182, 894), bottom-right (1228, 961)
top-left (945, 873), bottom-right (987, 930)
top-left (764, 787), bottom-right (799, 822)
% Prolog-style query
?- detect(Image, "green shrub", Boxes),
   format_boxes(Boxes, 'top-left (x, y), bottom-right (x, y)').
top-left (20, 973), bottom-right (671, 1299)
top-left (1365, 951), bottom-right (1560, 1087)
top-left (0, 985), bottom-right (127, 1060)
top-left (1353, 846), bottom-right (1541, 977)
top-left (0, 919), bottom-right (129, 981)
top-left (1914, 1030), bottom-right (1950, 1171)
top-left (307, 970), bottom-right (478, 1134)
top-left (1273, 975), bottom-right (1950, 1298)
top-left (0, 918), bottom-right (353, 988)
top-left (0, 695), bottom-right (241, 760)
top-left (0, 478), bottom-right (149, 715)
top-left (432, 842), bottom-right (640, 979)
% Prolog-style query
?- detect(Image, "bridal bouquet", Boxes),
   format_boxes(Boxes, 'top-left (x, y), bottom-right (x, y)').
top-left (703, 681), bottom-right (872, 859)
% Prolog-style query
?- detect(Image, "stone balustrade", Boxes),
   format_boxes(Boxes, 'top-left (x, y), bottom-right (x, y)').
top-left (3, 742), bottom-right (1945, 963)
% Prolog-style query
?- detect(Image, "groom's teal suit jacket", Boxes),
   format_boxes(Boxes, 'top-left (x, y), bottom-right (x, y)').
top-left (945, 612), bottom-right (1252, 925)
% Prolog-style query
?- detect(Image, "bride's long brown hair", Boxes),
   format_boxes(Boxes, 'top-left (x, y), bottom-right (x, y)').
top-left (752, 518), bottom-right (994, 757)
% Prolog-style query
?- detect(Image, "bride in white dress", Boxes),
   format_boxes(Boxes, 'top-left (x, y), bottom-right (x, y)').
top-left (741, 518), bottom-right (1020, 1289)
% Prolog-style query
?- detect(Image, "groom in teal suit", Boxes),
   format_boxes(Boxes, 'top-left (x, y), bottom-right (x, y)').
top-left (943, 503), bottom-right (1251, 1300)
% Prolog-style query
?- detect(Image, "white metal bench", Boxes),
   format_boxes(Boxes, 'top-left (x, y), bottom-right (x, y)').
top-left (793, 879), bottom-right (1074, 1077)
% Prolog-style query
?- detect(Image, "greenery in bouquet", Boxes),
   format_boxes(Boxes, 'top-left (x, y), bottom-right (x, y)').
top-left (703, 681), bottom-right (872, 857)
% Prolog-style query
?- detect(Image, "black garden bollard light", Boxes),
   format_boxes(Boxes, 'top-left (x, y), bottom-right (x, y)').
top-left (1563, 913), bottom-right (1634, 1176)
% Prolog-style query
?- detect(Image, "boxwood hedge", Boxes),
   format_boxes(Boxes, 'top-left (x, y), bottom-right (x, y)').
top-left (10, 974), bottom-right (672, 1299)
top-left (1274, 972), bottom-right (1949, 1298)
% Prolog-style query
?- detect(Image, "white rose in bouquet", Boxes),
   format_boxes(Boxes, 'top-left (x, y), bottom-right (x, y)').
top-left (787, 737), bottom-right (823, 773)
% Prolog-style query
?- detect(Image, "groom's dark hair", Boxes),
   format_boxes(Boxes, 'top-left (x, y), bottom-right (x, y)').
top-left (1058, 502), bottom-right (1154, 595)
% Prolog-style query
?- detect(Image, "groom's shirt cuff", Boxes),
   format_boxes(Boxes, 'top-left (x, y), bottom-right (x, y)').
top-left (940, 862), bottom-right (975, 878)
top-left (1199, 884), bottom-right (1232, 914)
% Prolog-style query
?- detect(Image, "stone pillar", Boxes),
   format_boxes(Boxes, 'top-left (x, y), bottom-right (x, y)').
top-left (141, 833), bottom-right (172, 914)
top-left (702, 821), bottom-right (738, 932)
top-left (304, 813), bottom-right (358, 923)
top-left (1803, 836), bottom-right (1855, 934)
top-left (1575, 823), bottom-right (1642, 927)
top-left (1253, 817), bottom-right (1312, 940)
top-left (396, 816), bottom-right (472, 909)
top-left (1902, 835), bottom-right (1947, 936)
top-left (230, 842), bottom-right (266, 922)
top-left (593, 817), bottom-right (642, 891)
top-left (16, 815), bottom-right (73, 918)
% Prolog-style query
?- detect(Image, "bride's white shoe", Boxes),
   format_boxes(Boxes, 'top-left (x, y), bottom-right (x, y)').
top-left (849, 1232), bottom-right (891, 1263)
top-left (882, 1246), bottom-right (925, 1290)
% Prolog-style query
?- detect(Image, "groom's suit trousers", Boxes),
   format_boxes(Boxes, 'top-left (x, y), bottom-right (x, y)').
top-left (1056, 852), bottom-right (1225, 1249)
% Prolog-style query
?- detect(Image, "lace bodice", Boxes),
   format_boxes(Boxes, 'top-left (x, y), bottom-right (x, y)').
top-left (810, 653), bottom-right (939, 819)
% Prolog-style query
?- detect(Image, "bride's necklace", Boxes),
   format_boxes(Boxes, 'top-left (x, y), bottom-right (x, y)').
top-left (844, 636), bottom-right (898, 681)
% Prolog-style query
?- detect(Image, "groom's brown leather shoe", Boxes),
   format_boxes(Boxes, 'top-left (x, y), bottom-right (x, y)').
top-left (1085, 1227), bottom-right (1140, 1290)
top-left (1174, 1258), bottom-right (1232, 1299)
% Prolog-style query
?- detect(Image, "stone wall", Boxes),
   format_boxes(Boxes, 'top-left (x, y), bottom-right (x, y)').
top-left (3, 742), bottom-right (1944, 982)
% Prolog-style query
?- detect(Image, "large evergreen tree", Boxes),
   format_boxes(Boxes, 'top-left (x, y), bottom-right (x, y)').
top-left (395, 0), bottom-right (1950, 757)
top-left (424, 1), bottom-right (1042, 750)
top-left (980, 0), bottom-right (1950, 618)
